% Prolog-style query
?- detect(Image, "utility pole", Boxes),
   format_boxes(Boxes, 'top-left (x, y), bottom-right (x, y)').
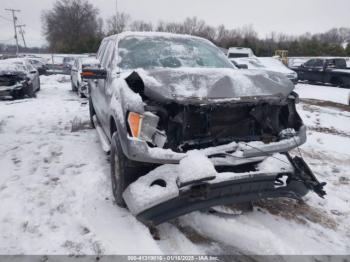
top-left (5, 8), bottom-right (20, 55)
top-left (115, 0), bottom-right (118, 32)
top-left (16, 24), bottom-right (26, 48)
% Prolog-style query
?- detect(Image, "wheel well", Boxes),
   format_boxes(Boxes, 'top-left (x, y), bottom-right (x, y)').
top-left (330, 77), bottom-right (342, 85)
top-left (110, 117), bottom-right (117, 138)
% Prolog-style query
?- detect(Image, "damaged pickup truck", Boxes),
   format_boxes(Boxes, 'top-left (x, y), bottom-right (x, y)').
top-left (83, 32), bottom-right (326, 226)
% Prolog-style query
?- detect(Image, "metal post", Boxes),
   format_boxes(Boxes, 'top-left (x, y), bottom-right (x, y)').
top-left (5, 8), bottom-right (20, 55)
top-left (115, 0), bottom-right (118, 33)
top-left (17, 24), bottom-right (26, 48)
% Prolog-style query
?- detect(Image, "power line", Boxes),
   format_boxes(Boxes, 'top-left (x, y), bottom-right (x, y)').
top-left (4, 8), bottom-right (20, 55)
top-left (0, 14), bottom-right (11, 22)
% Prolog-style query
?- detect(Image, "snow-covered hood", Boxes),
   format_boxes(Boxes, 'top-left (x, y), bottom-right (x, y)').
top-left (137, 68), bottom-right (294, 104)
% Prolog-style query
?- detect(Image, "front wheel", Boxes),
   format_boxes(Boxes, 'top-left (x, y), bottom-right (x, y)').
top-left (110, 132), bottom-right (131, 207)
top-left (89, 96), bottom-right (95, 128)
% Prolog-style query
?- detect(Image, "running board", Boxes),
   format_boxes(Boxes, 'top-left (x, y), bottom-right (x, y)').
top-left (93, 115), bottom-right (111, 153)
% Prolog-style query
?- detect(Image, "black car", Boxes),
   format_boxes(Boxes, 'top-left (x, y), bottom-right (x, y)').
top-left (82, 32), bottom-right (326, 226)
top-left (292, 58), bottom-right (350, 88)
top-left (0, 60), bottom-right (40, 99)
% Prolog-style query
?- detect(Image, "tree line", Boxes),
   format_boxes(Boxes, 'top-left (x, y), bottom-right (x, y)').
top-left (6, 0), bottom-right (350, 56)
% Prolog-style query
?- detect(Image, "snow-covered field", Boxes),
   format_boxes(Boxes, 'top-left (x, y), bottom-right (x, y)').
top-left (0, 75), bottom-right (349, 255)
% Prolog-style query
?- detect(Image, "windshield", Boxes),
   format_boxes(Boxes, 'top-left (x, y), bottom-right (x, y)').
top-left (118, 35), bottom-right (234, 70)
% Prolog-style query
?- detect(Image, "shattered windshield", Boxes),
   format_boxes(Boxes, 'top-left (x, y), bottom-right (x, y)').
top-left (118, 35), bottom-right (234, 70)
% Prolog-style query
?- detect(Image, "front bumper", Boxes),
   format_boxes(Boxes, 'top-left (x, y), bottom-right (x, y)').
top-left (123, 125), bottom-right (307, 165)
top-left (123, 153), bottom-right (326, 226)
top-left (0, 84), bottom-right (26, 97)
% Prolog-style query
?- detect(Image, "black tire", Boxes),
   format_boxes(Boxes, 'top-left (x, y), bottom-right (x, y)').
top-left (27, 84), bottom-right (36, 98)
top-left (330, 77), bottom-right (344, 87)
top-left (89, 96), bottom-right (95, 128)
top-left (110, 132), bottom-right (135, 207)
top-left (79, 89), bottom-right (86, 98)
top-left (12, 91), bottom-right (24, 100)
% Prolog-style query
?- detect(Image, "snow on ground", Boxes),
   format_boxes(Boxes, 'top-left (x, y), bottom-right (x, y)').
top-left (0, 76), bottom-right (349, 255)
top-left (295, 83), bottom-right (350, 105)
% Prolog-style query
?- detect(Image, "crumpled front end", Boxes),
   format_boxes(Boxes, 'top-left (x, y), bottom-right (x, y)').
top-left (0, 73), bottom-right (28, 98)
top-left (116, 70), bottom-right (326, 226)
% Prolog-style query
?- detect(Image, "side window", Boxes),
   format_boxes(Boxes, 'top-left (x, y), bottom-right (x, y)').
top-left (304, 59), bottom-right (315, 67)
top-left (327, 59), bottom-right (336, 68)
top-left (97, 41), bottom-right (107, 62)
top-left (108, 41), bottom-right (118, 70)
top-left (335, 59), bottom-right (346, 69)
top-left (313, 59), bottom-right (324, 67)
top-left (101, 41), bottom-right (116, 69)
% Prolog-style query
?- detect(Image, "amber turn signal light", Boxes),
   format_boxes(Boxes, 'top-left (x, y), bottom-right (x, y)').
top-left (127, 112), bottom-right (142, 138)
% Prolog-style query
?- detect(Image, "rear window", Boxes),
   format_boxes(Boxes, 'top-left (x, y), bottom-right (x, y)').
top-left (228, 53), bottom-right (249, 58)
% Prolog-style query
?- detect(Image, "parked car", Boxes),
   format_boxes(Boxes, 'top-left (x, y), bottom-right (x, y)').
top-left (291, 58), bottom-right (350, 88)
top-left (82, 32), bottom-right (325, 226)
top-left (0, 59), bottom-right (40, 99)
top-left (46, 56), bottom-right (76, 75)
top-left (232, 57), bottom-right (298, 84)
top-left (71, 57), bottom-right (100, 97)
top-left (62, 56), bottom-right (75, 72)
top-left (26, 57), bottom-right (48, 75)
top-left (227, 47), bottom-right (255, 59)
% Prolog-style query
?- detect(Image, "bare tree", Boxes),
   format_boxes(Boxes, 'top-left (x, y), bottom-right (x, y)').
top-left (106, 12), bottom-right (130, 35)
top-left (42, 0), bottom-right (102, 53)
top-left (130, 20), bottom-right (153, 32)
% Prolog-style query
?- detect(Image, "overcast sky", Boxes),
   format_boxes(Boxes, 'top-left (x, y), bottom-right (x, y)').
top-left (1, 0), bottom-right (349, 47)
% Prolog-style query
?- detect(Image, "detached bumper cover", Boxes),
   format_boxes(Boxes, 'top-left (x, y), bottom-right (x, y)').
top-left (123, 153), bottom-right (326, 226)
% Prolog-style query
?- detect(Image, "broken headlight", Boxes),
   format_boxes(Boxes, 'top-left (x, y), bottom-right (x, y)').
top-left (127, 112), bottom-right (167, 148)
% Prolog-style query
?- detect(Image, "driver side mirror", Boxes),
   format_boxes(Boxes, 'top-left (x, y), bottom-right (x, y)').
top-left (81, 68), bottom-right (107, 80)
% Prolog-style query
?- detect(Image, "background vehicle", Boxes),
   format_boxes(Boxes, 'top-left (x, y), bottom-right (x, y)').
top-left (232, 57), bottom-right (298, 83)
top-left (227, 47), bottom-right (255, 59)
top-left (292, 58), bottom-right (350, 88)
top-left (26, 57), bottom-right (48, 75)
top-left (71, 57), bottom-right (100, 97)
top-left (46, 55), bottom-right (76, 75)
top-left (0, 59), bottom-right (40, 99)
top-left (62, 56), bottom-right (75, 73)
top-left (83, 32), bottom-right (325, 226)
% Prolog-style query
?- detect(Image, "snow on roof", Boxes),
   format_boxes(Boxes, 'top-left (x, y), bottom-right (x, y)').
top-left (105, 31), bottom-right (213, 44)
top-left (2, 58), bottom-right (27, 66)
